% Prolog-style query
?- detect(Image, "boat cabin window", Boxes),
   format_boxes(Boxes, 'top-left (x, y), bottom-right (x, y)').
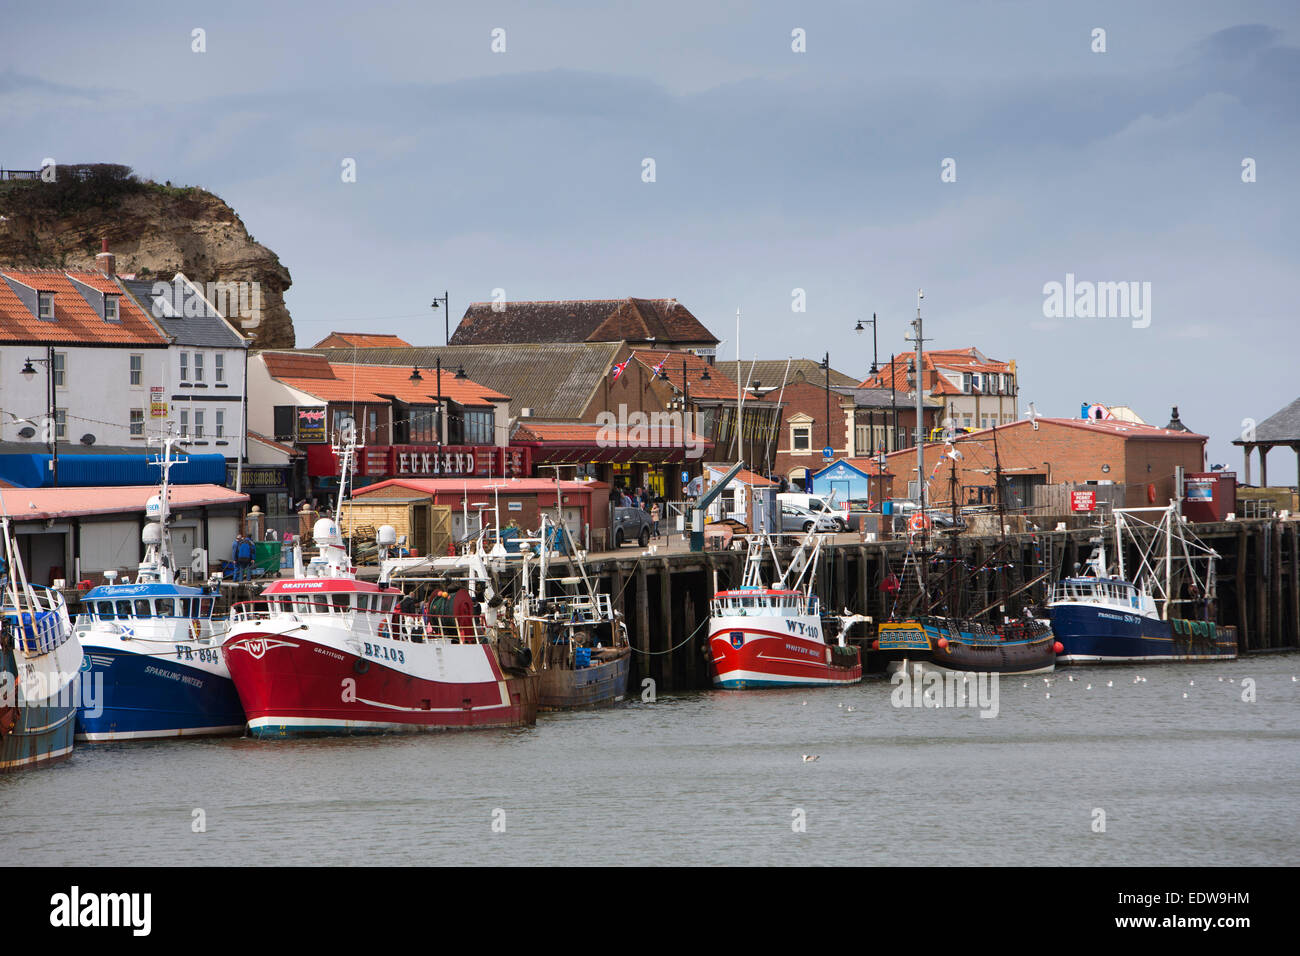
top-left (116, 600), bottom-right (133, 619)
top-left (199, 598), bottom-right (212, 618)
top-left (313, 595), bottom-right (330, 613)
top-left (156, 598), bottom-right (174, 617)
top-left (134, 599), bottom-right (151, 617)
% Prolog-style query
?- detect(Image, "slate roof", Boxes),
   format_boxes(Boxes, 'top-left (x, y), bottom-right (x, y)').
top-left (1235, 396), bottom-right (1300, 444)
top-left (834, 386), bottom-right (944, 409)
top-left (0, 269), bottom-right (169, 346)
top-left (303, 343), bottom-right (624, 420)
top-left (449, 298), bottom-right (719, 347)
top-left (715, 359), bottom-right (858, 389)
top-left (121, 277), bottom-right (248, 348)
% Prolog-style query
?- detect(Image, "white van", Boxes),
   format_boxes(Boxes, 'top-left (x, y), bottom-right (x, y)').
top-left (777, 492), bottom-right (848, 530)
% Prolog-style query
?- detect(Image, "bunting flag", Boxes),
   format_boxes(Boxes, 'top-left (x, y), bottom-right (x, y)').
top-left (651, 356), bottom-right (667, 377)
top-left (611, 359), bottom-right (630, 382)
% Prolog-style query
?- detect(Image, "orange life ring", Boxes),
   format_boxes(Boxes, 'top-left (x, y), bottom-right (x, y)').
top-left (908, 513), bottom-right (932, 533)
top-left (378, 620), bottom-right (391, 640)
top-left (1147, 483), bottom-right (1157, 504)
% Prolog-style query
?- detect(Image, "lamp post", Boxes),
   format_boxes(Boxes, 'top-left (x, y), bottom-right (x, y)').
top-left (854, 313), bottom-right (880, 376)
top-left (819, 352), bottom-right (832, 461)
top-left (20, 346), bottom-right (58, 486)
top-left (431, 291), bottom-right (451, 345)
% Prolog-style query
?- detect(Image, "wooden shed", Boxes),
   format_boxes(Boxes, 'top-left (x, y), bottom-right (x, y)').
top-left (338, 496), bottom-right (452, 560)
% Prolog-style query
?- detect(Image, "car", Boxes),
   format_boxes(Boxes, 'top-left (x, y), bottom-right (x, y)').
top-left (777, 492), bottom-right (848, 530)
top-left (611, 505), bottom-right (652, 548)
top-left (779, 503), bottom-right (839, 534)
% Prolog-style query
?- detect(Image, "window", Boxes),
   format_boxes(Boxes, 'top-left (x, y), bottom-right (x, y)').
top-left (193, 352), bottom-right (204, 382)
top-left (129, 354), bottom-right (142, 386)
top-left (962, 372), bottom-right (971, 393)
top-left (179, 352), bottom-right (189, 381)
top-left (273, 406), bottom-right (295, 441)
top-left (104, 295), bottom-right (119, 321)
top-left (410, 407), bottom-right (438, 443)
top-left (214, 353), bottom-right (224, 383)
top-left (180, 410), bottom-right (189, 436)
top-left (38, 291), bottom-right (54, 318)
top-left (130, 409), bottom-right (144, 438)
top-left (194, 410), bottom-right (204, 438)
top-left (792, 426), bottom-right (810, 451)
top-left (155, 599), bottom-right (174, 617)
top-left (53, 352), bottom-right (66, 388)
top-left (215, 410), bottom-right (225, 438)
top-left (54, 409), bottom-right (66, 440)
top-left (461, 409), bottom-right (493, 445)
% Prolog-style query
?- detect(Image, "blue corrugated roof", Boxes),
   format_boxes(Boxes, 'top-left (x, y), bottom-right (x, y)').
top-left (0, 452), bottom-right (228, 488)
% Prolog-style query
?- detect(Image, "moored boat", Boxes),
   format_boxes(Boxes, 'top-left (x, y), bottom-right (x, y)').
top-left (222, 432), bottom-right (538, 737)
top-left (1, 510), bottom-right (82, 772)
top-left (708, 529), bottom-right (864, 689)
top-left (73, 435), bottom-right (244, 741)
top-left (1048, 503), bottom-right (1237, 664)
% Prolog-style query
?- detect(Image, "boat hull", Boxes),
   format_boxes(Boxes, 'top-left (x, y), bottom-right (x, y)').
top-left (1, 644), bottom-right (79, 773)
top-left (74, 648), bottom-right (245, 741)
top-left (877, 619), bottom-right (1056, 674)
top-left (223, 630), bottom-right (538, 737)
top-left (537, 647), bottom-right (631, 710)
top-left (1049, 603), bottom-right (1238, 663)
top-left (708, 623), bottom-right (861, 689)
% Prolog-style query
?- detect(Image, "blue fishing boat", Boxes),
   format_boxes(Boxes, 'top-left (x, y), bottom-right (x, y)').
top-left (1048, 503), bottom-right (1237, 664)
top-left (73, 435), bottom-right (245, 740)
top-left (1, 510), bottom-right (83, 772)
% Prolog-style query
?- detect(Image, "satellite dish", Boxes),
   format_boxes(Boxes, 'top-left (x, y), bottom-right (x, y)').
top-left (80, 433), bottom-right (96, 445)
top-left (17, 426), bottom-right (36, 439)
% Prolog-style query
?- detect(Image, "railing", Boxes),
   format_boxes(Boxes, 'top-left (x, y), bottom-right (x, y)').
top-left (5, 606), bottom-right (68, 656)
top-left (228, 599), bottom-right (490, 644)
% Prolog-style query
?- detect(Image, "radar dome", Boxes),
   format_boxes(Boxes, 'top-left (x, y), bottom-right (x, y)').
top-left (141, 522), bottom-right (163, 545)
top-left (313, 517), bottom-right (342, 544)
top-left (376, 525), bottom-right (398, 546)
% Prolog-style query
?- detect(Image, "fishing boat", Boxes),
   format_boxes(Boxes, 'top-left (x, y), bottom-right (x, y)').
top-left (876, 426), bottom-right (1057, 675)
top-left (73, 435), bottom-right (245, 740)
top-left (1, 507), bottom-right (82, 772)
top-left (708, 527), bottom-right (865, 688)
top-left (223, 430), bottom-right (538, 737)
top-left (515, 514), bottom-right (631, 709)
top-left (1048, 503), bottom-right (1237, 663)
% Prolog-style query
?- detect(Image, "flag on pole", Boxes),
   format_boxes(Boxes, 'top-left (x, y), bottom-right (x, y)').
top-left (611, 359), bottom-right (629, 382)
top-left (651, 356), bottom-right (667, 377)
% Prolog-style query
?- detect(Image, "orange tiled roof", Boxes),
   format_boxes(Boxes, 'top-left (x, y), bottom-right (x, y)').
top-left (311, 332), bottom-right (414, 349)
top-left (0, 269), bottom-right (170, 346)
top-left (265, 354), bottom-right (509, 406)
top-left (4, 484), bottom-right (247, 521)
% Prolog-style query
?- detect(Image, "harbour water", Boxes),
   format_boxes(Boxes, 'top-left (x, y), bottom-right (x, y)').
top-left (5, 654), bottom-right (1298, 867)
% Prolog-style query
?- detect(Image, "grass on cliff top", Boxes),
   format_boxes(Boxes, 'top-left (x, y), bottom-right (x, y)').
top-left (0, 163), bottom-right (206, 217)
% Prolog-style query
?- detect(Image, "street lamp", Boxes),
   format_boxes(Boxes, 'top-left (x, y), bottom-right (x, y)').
top-left (431, 291), bottom-right (451, 345)
top-left (21, 347), bottom-right (59, 486)
top-left (854, 313), bottom-right (880, 376)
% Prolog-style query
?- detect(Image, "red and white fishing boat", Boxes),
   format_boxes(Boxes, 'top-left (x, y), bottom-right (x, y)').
top-left (708, 528), bottom-right (867, 689)
top-left (221, 434), bottom-right (537, 737)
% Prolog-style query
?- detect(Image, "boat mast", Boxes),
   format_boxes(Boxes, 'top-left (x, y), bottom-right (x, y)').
top-left (907, 290), bottom-right (929, 604)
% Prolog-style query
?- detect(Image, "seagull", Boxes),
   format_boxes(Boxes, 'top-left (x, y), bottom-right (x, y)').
top-left (1189, 680), bottom-right (1195, 686)
top-left (802, 754), bottom-right (819, 762)
top-left (1183, 692), bottom-right (1189, 698)
top-left (1107, 680), bottom-right (1113, 687)
top-left (846, 706), bottom-right (855, 713)
top-left (1045, 692), bottom-right (1051, 699)
top-left (837, 702), bottom-right (843, 708)
top-left (801, 700), bottom-right (807, 706)
top-left (1067, 675), bottom-right (1075, 682)
top-left (1086, 684), bottom-right (1092, 690)
top-left (1218, 677), bottom-right (1224, 682)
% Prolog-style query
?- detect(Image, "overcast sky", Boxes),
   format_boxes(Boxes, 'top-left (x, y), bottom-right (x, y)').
top-left (3, 0), bottom-right (1297, 481)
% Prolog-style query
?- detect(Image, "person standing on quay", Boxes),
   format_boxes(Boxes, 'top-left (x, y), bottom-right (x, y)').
top-left (650, 500), bottom-right (661, 540)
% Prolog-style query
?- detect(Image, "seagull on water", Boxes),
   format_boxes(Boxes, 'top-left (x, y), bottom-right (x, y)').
top-left (802, 754), bottom-right (819, 762)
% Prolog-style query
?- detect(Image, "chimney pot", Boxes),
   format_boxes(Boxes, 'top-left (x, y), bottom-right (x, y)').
top-left (95, 239), bottom-right (116, 277)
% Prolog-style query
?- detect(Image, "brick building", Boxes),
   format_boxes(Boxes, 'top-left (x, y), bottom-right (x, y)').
top-left (879, 416), bottom-right (1207, 511)
top-left (864, 347), bottom-right (1019, 431)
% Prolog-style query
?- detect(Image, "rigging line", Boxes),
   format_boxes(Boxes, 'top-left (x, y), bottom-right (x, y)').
top-left (630, 614), bottom-right (710, 655)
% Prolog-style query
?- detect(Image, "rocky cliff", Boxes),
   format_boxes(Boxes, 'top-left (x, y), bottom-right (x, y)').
top-left (0, 164), bottom-right (295, 347)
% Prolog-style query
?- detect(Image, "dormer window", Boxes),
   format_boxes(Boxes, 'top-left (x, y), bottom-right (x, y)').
top-left (38, 291), bottom-right (54, 319)
top-left (104, 294), bottom-right (120, 321)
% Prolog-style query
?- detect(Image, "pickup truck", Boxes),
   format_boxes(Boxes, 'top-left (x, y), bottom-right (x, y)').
top-left (611, 505), bottom-right (652, 548)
